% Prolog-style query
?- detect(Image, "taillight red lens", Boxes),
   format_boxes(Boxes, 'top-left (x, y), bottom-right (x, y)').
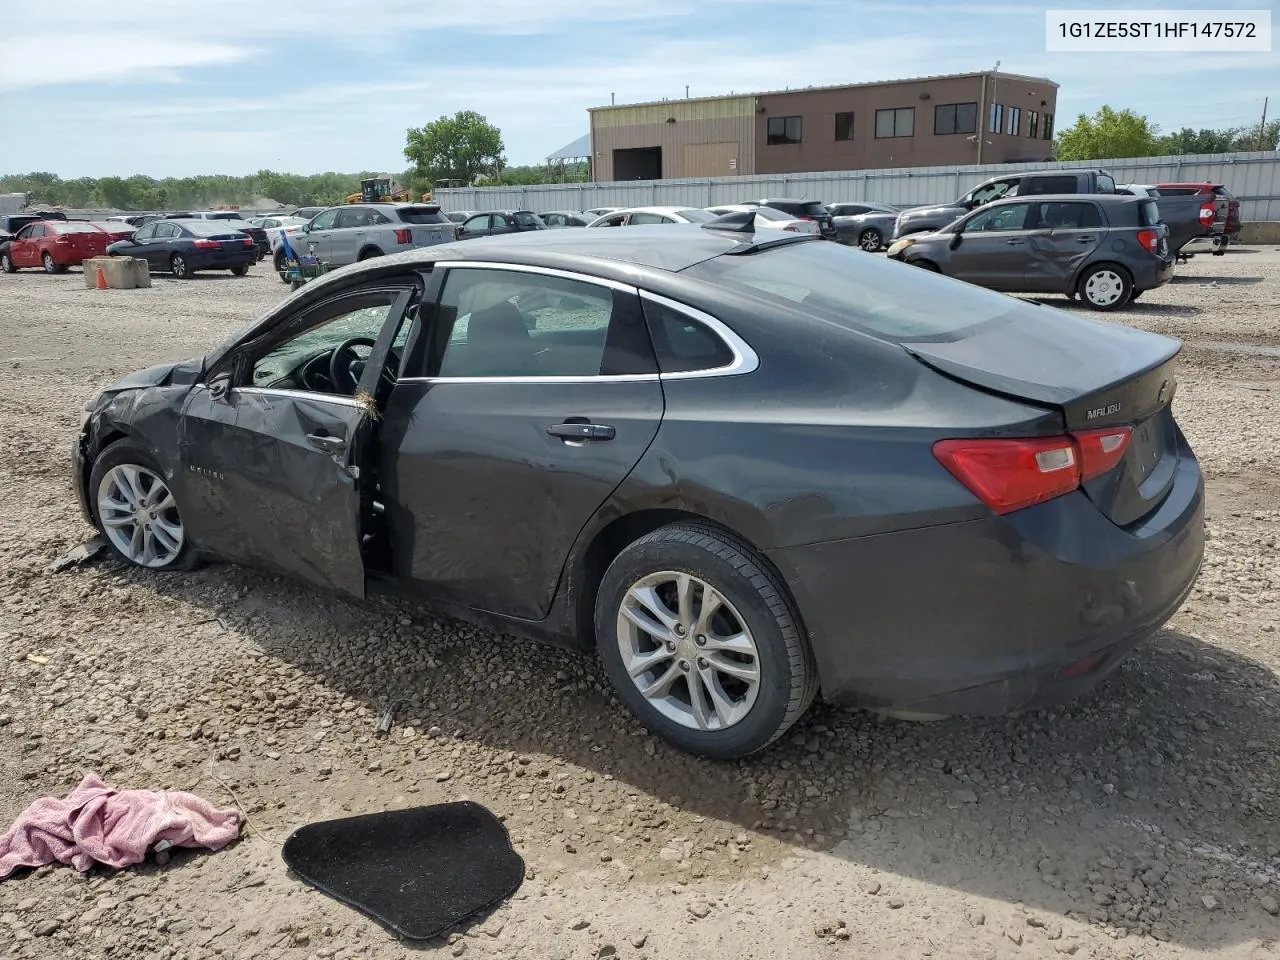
top-left (54, 235), bottom-right (70, 244)
top-left (1137, 229), bottom-right (1159, 254)
top-left (394, 228), bottom-right (412, 244)
top-left (934, 427), bottom-right (1133, 514)
top-left (1073, 426), bottom-right (1133, 481)
top-left (243, 238), bottom-right (254, 246)
top-left (933, 437), bottom-right (1080, 515)
top-left (1198, 203), bottom-right (1216, 227)
top-left (192, 239), bottom-right (219, 249)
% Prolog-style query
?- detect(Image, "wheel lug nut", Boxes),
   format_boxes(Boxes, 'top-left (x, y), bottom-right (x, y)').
top-left (695, 635), bottom-right (706, 646)
top-left (697, 657), bottom-right (708, 669)
top-left (665, 641), bottom-right (676, 652)
top-left (679, 660), bottom-right (690, 672)
top-left (674, 624), bottom-right (686, 636)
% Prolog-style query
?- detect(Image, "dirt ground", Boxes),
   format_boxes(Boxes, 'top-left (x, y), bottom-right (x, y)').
top-left (1, 248), bottom-right (1278, 960)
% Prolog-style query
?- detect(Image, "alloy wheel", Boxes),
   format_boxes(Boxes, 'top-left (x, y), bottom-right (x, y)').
top-left (616, 571), bottom-right (761, 731)
top-left (858, 229), bottom-right (882, 251)
top-left (42, 253), bottom-right (56, 273)
top-left (1083, 269), bottom-right (1125, 307)
top-left (1, 253), bottom-right (13, 273)
top-left (96, 464), bottom-right (185, 568)
top-left (171, 255), bottom-right (188, 279)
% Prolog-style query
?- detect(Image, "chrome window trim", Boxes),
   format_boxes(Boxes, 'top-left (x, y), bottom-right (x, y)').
top-left (193, 383), bottom-right (368, 409)
top-left (394, 263), bottom-right (759, 385)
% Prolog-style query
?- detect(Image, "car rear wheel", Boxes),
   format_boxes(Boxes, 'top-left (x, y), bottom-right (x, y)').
top-left (170, 254), bottom-right (190, 279)
top-left (42, 252), bottom-right (63, 274)
top-left (1078, 264), bottom-right (1132, 311)
top-left (1, 253), bottom-right (15, 273)
top-left (273, 249), bottom-right (290, 284)
top-left (594, 523), bottom-right (817, 759)
top-left (357, 247), bottom-right (383, 261)
top-left (89, 440), bottom-right (195, 571)
top-left (229, 263), bottom-right (250, 276)
top-left (910, 259), bottom-right (941, 272)
top-left (858, 228), bottom-right (883, 252)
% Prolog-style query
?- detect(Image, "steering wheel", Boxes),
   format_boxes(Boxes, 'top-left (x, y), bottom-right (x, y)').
top-left (330, 337), bottom-right (377, 395)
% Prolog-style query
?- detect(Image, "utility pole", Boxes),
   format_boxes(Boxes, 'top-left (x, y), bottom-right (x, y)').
top-left (685, 85), bottom-right (690, 99)
top-left (977, 60), bottom-right (1000, 165)
top-left (1257, 97), bottom-right (1269, 150)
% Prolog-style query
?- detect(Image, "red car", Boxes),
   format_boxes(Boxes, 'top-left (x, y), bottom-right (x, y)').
top-left (1155, 182), bottom-right (1242, 240)
top-left (0, 221), bottom-right (133, 274)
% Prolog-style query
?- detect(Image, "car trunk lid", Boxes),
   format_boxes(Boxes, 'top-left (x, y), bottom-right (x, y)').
top-left (905, 313), bottom-right (1183, 526)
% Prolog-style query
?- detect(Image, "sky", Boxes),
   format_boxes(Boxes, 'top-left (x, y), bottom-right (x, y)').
top-left (2, 0), bottom-right (1276, 178)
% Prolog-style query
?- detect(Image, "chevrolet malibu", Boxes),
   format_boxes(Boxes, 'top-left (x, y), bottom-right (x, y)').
top-left (72, 218), bottom-right (1205, 759)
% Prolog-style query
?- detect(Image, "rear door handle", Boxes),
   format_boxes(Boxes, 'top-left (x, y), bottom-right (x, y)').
top-left (306, 433), bottom-right (346, 452)
top-left (1077, 236), bottom-right (1096, 243)
top-left (547, 421), bottom-right (616, 441)
top-left (1004, 239), bottom-right (1024, 245)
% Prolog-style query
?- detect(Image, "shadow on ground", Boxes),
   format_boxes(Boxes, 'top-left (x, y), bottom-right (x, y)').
top-left (118, 556), bottom-right (1280, 950)
top-left (1171, 275), bottom-right (1263, 286)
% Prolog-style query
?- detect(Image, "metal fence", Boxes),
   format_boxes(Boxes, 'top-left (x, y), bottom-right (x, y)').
top-left (435, 151), bottom-right (1280, 222)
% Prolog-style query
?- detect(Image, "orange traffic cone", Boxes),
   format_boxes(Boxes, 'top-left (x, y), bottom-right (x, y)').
top-left (95, 267), bottom-right (107, 290)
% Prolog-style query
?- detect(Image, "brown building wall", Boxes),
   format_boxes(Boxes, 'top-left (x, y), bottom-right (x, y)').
top-left (754, 74), bottom-right (1058, 174)
top-left (590, 97), bottom-right (755, 181)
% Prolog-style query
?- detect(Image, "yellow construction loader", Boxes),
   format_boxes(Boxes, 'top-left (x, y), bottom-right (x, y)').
top-left (344, 177), bottom-right (418, 204)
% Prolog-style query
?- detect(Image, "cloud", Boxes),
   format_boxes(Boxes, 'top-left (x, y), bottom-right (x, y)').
top-left (0, 34), bottom-right (249, 90)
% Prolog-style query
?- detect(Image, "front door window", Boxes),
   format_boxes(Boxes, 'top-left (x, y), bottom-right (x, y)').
top-left (963, 202), bottom-right (1031, 232)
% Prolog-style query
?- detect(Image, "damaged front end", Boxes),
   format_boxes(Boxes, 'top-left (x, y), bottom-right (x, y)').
top-left (72, 357), bottom-right (207, 526)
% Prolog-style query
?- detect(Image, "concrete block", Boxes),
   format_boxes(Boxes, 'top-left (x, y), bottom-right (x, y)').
top-left (83, 257), bottom-right (151, 289)
top-left (1239, 221), bottom-right (1280, 245)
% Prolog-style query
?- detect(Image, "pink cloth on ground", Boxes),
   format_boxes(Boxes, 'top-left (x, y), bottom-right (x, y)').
top-left (0, 772), bottom-right (241, 879)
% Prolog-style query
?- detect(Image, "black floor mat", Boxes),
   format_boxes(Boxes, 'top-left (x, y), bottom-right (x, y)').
top-left (281, 801), bottom-right (525, 941)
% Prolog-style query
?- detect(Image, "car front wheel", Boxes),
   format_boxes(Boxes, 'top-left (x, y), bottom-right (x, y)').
top-left (89, 439), bottom-right (195, 571)
top-left (1, 253), bottom-right (15, 273)
top-left (858, 228), bottom-right (883, 251)
top-left (1078, 264), bottom-right (1132, 311)
top-left (273, 249), bottom-right (291, 284)
top-left (230, 263), bottom-right (250, 276)
top-left (594, 523), bottom-right (817, 759)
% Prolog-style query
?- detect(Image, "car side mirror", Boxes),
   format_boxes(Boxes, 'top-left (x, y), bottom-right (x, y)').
top-left (207, 374), bottom-right (232, 403)
top-left (949, 233), bottom-right (964, 250)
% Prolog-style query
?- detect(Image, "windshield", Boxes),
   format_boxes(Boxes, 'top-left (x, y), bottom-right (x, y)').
top-left (675, 209), bottom-right (716, 222)
top-left (684, 239), bottom-right (1019, 341)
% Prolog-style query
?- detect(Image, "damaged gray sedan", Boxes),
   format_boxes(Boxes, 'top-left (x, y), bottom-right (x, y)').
top-left (73, 224), bottom-right (1204, 759)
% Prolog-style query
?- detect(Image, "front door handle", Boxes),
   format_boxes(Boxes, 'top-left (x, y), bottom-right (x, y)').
top-left (1076, 236), bottom-right (1096, 243)
top-left (547, 421), bottom-right (616, 441)
top-left (1004, 239), bottom-right (1024, 245)
top-left (306, 433), bottom-right (346, 452)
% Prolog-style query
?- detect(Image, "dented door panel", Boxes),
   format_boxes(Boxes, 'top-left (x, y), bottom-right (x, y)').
top-left (178, 386), bottom-right (369, 597)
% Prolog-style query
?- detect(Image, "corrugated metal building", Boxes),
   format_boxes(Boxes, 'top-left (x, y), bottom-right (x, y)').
top-left (588, 71), bottom-right (1059, 181)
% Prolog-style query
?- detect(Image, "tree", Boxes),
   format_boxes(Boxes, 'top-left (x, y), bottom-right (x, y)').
top-left (404, 110), bottom-right (505, 187)
top-left (1054, 106), bottom-right (1162, 161)
top-left (1158, 126), bottom-right (1239, 155)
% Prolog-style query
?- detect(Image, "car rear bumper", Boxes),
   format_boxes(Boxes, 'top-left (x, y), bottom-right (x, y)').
top-left (768, 431), bottom-right (1204, 715)
top-left (1132, 254), bottom-right (1176, 291)
top-left (189, 251), bottom-right (258, 269)
top-left (1180, 234), bottom-right (1227, 256)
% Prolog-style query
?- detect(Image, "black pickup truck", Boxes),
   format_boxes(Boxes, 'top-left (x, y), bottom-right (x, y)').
top-left (892, 169), bottom-right (1117, 240)
top-left (1116, 184), bottom-right (1225, 259)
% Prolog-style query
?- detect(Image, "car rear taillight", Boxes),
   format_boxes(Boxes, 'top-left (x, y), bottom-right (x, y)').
top-left (243, 238), bottom-right (254, 247)
top-left (192, 239), bottom-right (220, 249)
top-left (394, 228), bottom-right (412, 244)
top-left (933, 427), bottom-right (1133, 515)
top-left (1136, 229), bottom-right (1159, 254)
top-left (783, 225), bottom-right (800, 232)
top-left (1198, 203), bottom-right (1216, 227)
top-left (1073, 426), bottom-right (1133, 480)
top-left (54, 235), bottom-right (71, 244)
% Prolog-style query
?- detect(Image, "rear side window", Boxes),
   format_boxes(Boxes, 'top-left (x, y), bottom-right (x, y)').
top-left (797, 201), bottom-right (827, 217)
top-left (642, 301), bottom-right (735, 373)
top-left (1096, 174), bottom-right (1116, 193)
top-left (684, 239), bottom-right (1021, 341)
top-left (1032, 201), bottom-right (1101, 229)
top-left (396, 206), bottom-right (449, 224)
top-left (1138, 200), bottom-right (1160, 227)
top-left (512, 211), bottom-right (544, 227)
top-left (1025, 175), bottom-right (1079, 194)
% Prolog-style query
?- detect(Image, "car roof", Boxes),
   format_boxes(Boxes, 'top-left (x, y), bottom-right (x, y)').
top-left (982, 193), bottom-right (1138, 205)
top-left (1154, 181), bottom-right (1222, 187)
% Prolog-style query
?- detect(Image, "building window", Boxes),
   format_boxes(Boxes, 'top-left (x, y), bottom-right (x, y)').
top-left (1028, 111), bottom-right (1040, 139)
top-left (1006, 106), bottom-right (1021, 136)
top-left (933, 102), bottom-right (978, 135)
top-left (835, 112), bottom-right (855, 141)
top-left (1043, 113), bottom-right (1055, 140)
top-left (988, 103), bottom-right (1004, 133)
top-left (875, 107), bottom-right (914, 138)
top-left (767, 116), bottom-right (802, 145)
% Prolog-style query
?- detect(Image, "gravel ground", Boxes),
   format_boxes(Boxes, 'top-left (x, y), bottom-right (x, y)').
top-left (1, 251), bottom-right (1278, 960)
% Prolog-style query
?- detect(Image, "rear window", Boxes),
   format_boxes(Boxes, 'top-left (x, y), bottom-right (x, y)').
top-left (684, 239), bottom-right (1018, 341)
top-left (1096, 174), bottom-right (1116, 193)
top-left (1138, 200), bottom-right (1160, 228)
top-left (54, 222), bottom-right (103, 233)
top-left (751, 207), bottom-right (790, 222)
top-left (1026, 175), bottom-right (1079, 194)
top-left (676, 209), bottom-right (716, 223)
top-left (205, 212), bottom-right (243, 220)
top-left (1213, 186), bottom-right (1236, 200)
top-left (797, 201), bottom-right (828, 217)
top-left (512, 211), bottom-right (544, 227)
top-left (183, 220), bottom-right (247, 236)
top-left (396, 205), bottom-right (449, 224)
top-left (1156, 187), bottom-right (1194, 196)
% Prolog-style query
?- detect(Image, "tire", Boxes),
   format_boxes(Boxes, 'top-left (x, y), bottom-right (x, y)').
top-left (594, 522), bottom-right (817, 760)
top-left (273, 249), bottom-right (291, 284)
top-left (230, 263), bottom-right (250, 276)
top-left (42, 252), bottom-right (62, 274)
top-left (170, 254), bottom-right (190, 279)
top-left (858, 228), bottom-right (883, 252)
top-left (1128, 289), bottom-right (1143, 302)
top-left (357, 246), bottom-right (383, 261)
top-left (909, 258), bottom-right (941, 272)
top-left (1077, 263), bottom-right (1132, 311)
top-left (1, 252), bottom-right (15, 273)
top-left (89, 439), bottom-right (196, 572)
